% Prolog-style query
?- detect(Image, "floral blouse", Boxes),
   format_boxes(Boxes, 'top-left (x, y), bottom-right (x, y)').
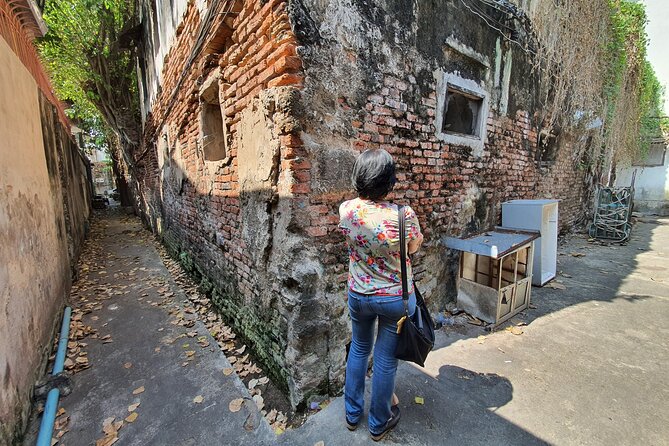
top-left (339, 198), bottom-right (422, 296)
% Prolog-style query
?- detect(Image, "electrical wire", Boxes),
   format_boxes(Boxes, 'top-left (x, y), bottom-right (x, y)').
top-left (136, 0), bottom-right (235, 165)
top-left (458, 0), bottom-right (539, 58)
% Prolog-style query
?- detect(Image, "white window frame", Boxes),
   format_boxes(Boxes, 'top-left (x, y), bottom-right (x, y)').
top-left (434, 71), bottom-right (490, 157)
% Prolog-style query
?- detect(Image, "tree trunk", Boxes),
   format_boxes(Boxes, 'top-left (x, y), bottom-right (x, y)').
top-left (110, 150), bottom-right (132, 207)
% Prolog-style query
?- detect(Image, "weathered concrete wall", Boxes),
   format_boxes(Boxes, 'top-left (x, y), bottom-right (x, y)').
top-left (0, 34), bottom-right (91, 444)
top-left (616, 140), bottom-right (669, 215)
top-left (136, 0), bottom-right (190, 119)
top-left (134, 0), bottom-right (604, 408)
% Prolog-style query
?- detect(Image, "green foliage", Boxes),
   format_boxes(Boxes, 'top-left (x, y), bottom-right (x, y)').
top-left (639, 61), bottom-right (668, 139)
top-left (38, 0), bottom-right (139, 153)
top-left (605, 0), bottom-right (666, 160)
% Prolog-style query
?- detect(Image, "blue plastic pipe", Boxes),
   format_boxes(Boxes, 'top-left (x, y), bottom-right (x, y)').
top-left (36, 306), bottom-right (71, 446)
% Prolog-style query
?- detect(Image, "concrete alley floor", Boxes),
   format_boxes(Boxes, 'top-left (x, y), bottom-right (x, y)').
top-left (23, 210), bottom-right (276, 446)
top-left (24, 212), bottom-right (669, 445)
top-left (288, 217), bottom-right (669, 446)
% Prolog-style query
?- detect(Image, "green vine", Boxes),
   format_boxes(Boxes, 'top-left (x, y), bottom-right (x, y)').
top-left (605, 0), bottom-right (666, 162)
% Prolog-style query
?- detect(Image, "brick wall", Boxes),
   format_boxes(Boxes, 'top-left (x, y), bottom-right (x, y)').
top-left (296, 69), bottom-right (591, 306)
top-left (136, 0), bottom-right (347, 408)
top-left (136, 0), bottom-right (602, 407)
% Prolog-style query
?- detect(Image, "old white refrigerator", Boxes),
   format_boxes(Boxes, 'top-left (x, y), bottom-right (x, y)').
top-left (502, 199), bottom-right (559, 286)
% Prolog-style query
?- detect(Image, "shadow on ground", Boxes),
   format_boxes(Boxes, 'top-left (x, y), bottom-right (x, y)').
top-left (281, 363), bottom-right (549, 445)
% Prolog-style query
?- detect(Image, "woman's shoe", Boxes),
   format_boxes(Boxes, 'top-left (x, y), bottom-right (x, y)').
top-left (370, 405), bottom-right (401, 441)
top-left (390, 393), bottom-right (400, 412)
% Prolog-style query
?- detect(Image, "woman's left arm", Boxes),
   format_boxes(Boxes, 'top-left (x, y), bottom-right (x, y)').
top-left (405, 206), bottom-right (423, 254)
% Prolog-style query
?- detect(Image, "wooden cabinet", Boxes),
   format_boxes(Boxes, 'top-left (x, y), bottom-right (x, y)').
top-left (446, 229), bottom-right (538, 326)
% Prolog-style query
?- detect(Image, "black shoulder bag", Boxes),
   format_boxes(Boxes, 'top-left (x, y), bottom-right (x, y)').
top-left (394, 205), bottom-right (435, 367)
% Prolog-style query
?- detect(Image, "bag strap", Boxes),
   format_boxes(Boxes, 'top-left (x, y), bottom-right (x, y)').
top-left (398, 205), bottom-right (409, 315)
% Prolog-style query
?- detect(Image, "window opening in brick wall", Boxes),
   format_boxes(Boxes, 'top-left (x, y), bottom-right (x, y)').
top-left (434, 71), bottom-right (489, 156)
top-left (157, 132), bottom-right (170, 168)
top-left (199, 74), bottom-right (228, 162)
top-left (633, 140), bottom-right (666, 167)
top-left (536, 128), bottom-right (560, 165)
top-left (442, 88), bottom-right (483, 136)
top-left (201, 102), bottom-right (226, 161)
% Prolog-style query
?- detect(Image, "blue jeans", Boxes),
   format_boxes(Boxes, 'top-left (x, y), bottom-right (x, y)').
top-left (345, 289), bottom-right (416, 435)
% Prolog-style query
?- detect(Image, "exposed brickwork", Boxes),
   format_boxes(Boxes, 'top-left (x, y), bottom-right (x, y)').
top-left (136, 0), bottom-right (330, 407)
top-left (299, 71), bottom-right (592, 305)
top-left (136, 0), bottom-right (602, 407)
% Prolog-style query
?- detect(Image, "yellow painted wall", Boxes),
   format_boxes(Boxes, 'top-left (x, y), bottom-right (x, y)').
top-left (0, 36), bottom-right (72, 441)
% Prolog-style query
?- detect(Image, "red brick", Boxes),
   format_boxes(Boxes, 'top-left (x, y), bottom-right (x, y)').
top-left (274, 56), bottom-right (303, 75)
top-left (268, 73), bottom-right (304, 88)
top-left (291, 183), bottom-right (311, 194)
top-left (306, 226), bottom-right (328, 237)
top-left (280, 133), bottom-right (303, 147)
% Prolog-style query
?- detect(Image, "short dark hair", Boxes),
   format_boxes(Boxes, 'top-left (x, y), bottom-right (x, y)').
top-left (352, 149), bottom-right (396, 200)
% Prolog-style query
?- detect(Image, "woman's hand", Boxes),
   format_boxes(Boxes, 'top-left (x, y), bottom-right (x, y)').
top-left (408, 233), bottom-right (423, 255)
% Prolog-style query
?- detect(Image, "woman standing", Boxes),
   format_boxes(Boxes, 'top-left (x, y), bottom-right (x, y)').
top-left (339, 149), bottom-right (423, 441)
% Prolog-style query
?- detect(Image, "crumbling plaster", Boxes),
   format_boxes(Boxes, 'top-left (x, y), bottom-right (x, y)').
top-left (133, 0), bottom-right (595, 409)
top-left (0, 37), bottom-right (90, 444)
top-left (291, 0), bottom-right (579, 311)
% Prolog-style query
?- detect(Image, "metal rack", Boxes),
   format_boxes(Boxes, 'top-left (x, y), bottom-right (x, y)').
top-left (588, 173), bottom-right (636, 242)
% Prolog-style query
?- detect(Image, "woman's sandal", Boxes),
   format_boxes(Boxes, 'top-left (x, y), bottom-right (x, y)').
top-left (391, 392), bottom-right (399, 408)
top-left (348, 394), bottom-right (399, 435)
top-left (370, 405), bottom-right (401, 441)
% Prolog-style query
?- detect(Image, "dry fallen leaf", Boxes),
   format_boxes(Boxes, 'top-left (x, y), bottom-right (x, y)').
top-left (545, 282), bottom-right (566, 290)
top-left (414, 396), bottom-right (424, 405)
top-left (193, 395), bottom-right (204, 404)
top-left (506, 326), bottom-right (524, 335)
top-left (54, 415), bottom-right (69, 430)
top-left (314, 442), bottom-right (325, 446)
top-left (253, 394), bottom-right (264, 410)
top-left (125, 412), bottom-right (138, 423)
top-left (266, 409), bottom-right (278, 422)
top-left (95, 435), bottom-right (118, 446)
top-left (132, 386), bottom-right (145, 395)
top-left (102, 417), bottom-right (115, 434)
top-left (222, 368), bottom-right (234, 376)
top-left (229, 398), bottom-right (244, 412)
top-left (124, 362), bottom-right (132, 369)
top-left (128, 402), bottom-right (140, 412)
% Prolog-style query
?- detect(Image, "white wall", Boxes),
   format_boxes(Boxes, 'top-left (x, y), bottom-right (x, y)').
top-left (616, 143), bottom-right (669, 215)
top-left (138, 0), bottom-right (191, 119)
top-left (615, 1), bottom-right (669, 215)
